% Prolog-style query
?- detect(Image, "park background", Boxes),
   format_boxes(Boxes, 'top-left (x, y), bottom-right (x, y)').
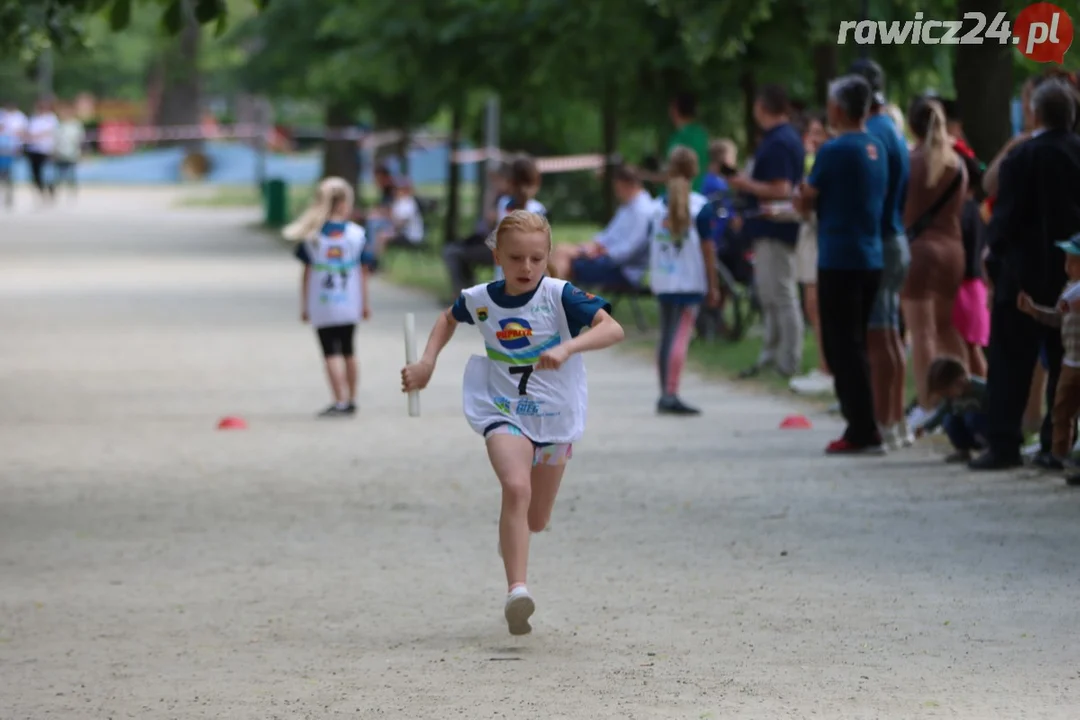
top-left (3, 0), bottom-right (1079, 387)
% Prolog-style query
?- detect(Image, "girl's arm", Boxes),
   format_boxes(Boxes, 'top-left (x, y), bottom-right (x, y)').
top-left (560, 310), bottom-right (625, 356)
top-left (701, 239), bottom-right (720, 304)
top-left (361, 265), bottom-right (371, 317)
top-left (402, 308), bottom-right (460, 392)
top-left (419, 308), bottom-right (460, 366)
top-left (300, 266), bottom-right (310, 320)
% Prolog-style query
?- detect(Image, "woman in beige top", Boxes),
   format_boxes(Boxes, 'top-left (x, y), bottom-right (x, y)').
top-left (902, 97), bottom-right (968, 422)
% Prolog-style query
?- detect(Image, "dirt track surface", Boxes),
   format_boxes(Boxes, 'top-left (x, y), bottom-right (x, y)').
top-left (1, 188), bottom-right (1078, 719)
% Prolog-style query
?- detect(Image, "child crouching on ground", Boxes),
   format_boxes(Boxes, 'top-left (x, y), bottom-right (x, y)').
top-left (917, 356), bottom-right (988, 463)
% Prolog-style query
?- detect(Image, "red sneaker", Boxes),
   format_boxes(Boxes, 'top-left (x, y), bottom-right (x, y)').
top-left (825, 437), bottom-right (886, 456)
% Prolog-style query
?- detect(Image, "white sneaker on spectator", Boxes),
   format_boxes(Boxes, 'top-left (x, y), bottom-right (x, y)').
top-left (896, 421), bottom-right (915, 447)
top-left (880, 424), bottom-right (902, 451)
top-left (906, 404), bottom-right (937, 431)
top-left (789, 369), bottom-right (834, 395)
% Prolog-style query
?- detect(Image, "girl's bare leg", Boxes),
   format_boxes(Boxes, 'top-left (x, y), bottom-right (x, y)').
top-left (528, 462), bottom-right (567, 533)
top-left (345, 357), bottom-right (358, 403)
top-left (323, 356), bottom-right (349, 404)
top-left (485, 433), bottom-right (535, 590)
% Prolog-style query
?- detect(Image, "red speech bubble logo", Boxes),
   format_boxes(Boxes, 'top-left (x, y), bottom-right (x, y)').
top-left (1014, 3), bottom-right (1074, 63)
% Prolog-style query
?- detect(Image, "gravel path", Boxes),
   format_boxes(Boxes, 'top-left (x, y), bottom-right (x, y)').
top-left (1, 189), bottom-right (1078, 719)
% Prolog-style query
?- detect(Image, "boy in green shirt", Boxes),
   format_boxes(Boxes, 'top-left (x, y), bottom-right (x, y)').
top-left (666, 93), bottom-right (710, 192)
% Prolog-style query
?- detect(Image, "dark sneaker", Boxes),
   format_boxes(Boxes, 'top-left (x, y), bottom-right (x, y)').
top-left (657, 396), bottom-right (701, 415)
top-left (1032, 452), bottom-right (1064, 471)
top-left (1066, 473), bottom-right (1080, 487)
top-left (967, 450), bottom-right (1023, 471)
top-left (825, 438), bottom-right (886, 456)
top-left (343, 402), bottom-right (357, 415)
top-left (945, 449), bottom-right (973, 464)
top-left (317, 404), bottom-right (349, 418)
top-left (738, 364), bottom-right (764, 379)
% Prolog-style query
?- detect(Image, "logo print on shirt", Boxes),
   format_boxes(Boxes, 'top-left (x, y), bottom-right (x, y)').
top-left (326, 246), bottom-right (344, 259)
top-left (477, 306), bottom-right (489, 322)
top-left (495, 318), bottom-right (533, 349)
top-left (866, 144), bottom-right (879, 161)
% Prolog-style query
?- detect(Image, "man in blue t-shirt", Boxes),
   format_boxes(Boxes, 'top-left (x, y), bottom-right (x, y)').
top-left (796, 74), bottom-right (888, 455)
top-left (850, 59), bottom-right (913, 448)
top-left (729, 85), bottom-right (806, 379)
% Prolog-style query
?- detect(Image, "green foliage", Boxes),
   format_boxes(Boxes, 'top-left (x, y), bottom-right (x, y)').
top-left (0, 0), bottom-right (261, 58)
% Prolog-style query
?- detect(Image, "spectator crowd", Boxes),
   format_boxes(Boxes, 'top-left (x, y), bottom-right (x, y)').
top-left (431, 67), bottom-right (1080, 485)
top-left (0, 97), bottom-right (86, 207)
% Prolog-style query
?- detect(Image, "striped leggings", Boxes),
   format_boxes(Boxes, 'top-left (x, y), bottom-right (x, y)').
top-left (657, 301), bottom-right (699, 398)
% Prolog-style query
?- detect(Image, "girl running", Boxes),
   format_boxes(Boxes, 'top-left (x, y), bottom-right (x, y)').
top-left (401, 210), bottom-right (624, 636)
top-left (649, 145), bottom-right (720, 415)
top-left (491, 155), bottom-right (546, 282)
top-left (284, 177), bottom-right (372, 417)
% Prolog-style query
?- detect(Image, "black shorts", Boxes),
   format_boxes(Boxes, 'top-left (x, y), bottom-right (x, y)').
top-left (316, 324), bottom-right (356, 357)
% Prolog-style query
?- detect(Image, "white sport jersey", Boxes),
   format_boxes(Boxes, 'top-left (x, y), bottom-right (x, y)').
top-left (459, 277), bottom-right (588, 444)
top-left (648, 191), bottom-right (709, 296)
top-left (493, 198), bottom-right (547, 282)
top-left (304, 222), bottom-right (366, 328)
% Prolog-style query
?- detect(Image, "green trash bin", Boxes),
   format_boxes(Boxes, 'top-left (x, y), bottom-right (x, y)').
top-left (263, 179), bottom-right (288, 228)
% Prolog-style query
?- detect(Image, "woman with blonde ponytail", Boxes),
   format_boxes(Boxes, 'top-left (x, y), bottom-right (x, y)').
top-left (648, 145), bottom-right (720, 415)
top-left (901, 97), bottom-right (968, 429)
top-left (290, 176), bottom-right (373, 417)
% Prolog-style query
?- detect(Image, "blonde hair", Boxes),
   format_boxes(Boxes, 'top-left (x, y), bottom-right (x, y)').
top-left (885, 103), bottom-right (905, 135)
top-left (666, 145), bottom-right (699, 242)
top-left (282, 176), bottom-right (354, 242)
top-left (916, 100), bottom-right (958, 188)
top-left (485, 209), bottom-right (551, 250)
top-left (709, 138), bottom-right (736, 168)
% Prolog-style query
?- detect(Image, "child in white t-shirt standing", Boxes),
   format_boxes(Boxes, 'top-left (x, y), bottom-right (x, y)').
top-left (285, 177), bottom-right (372, 417)
top-left (648, 145), bottom-right (720, 415)
top-left (1018, 232), bottom-right (1080, 474)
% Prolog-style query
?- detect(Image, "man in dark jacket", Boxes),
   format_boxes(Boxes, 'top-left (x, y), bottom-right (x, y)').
top-left (971, 80), bottom-right (1080, 470)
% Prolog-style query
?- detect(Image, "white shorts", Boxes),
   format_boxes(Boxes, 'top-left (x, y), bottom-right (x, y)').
top-left (795, 221), bottom-right (818, 285)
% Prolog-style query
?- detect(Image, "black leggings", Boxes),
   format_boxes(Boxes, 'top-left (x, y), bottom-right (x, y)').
top-left (25, 152), bottom-right (52, 195)
top-left (317, 324), bottom-right (356, 358)
top-left (818, 268), bottom-right (881, 446)
top-left (657, 300), bottom-right (698, 398)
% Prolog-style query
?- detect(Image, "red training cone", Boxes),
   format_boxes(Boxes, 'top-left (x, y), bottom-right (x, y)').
top-left (217, 416), bottom-right (248, 430)
top-left (779, 414), bottom-right (812, 430)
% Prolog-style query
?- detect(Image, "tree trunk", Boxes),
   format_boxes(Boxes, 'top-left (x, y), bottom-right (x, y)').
top-left (954, 0), bottom-right (1013, 161)
top-left (811, 43), bottom-right (838, 109)
top-left (600, 82), bottom-right (618, 222)
top-left (396, 132), bottom-right (410, 177)
top-left (739, 66), bottom-right (757, 155)
top-left (322, 102), bottom-right (359, 194)
top-left (444, 102), bottom-right (464, 245)
top-left (152, 0), bottom-right (201, 152)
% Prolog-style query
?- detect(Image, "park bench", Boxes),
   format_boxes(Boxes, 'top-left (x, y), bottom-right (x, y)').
top-left (579, 281), bottom-right (652, 332)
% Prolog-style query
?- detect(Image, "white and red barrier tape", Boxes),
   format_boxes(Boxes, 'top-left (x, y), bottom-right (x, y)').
top-left (83, 124), bottom-right (621, 174)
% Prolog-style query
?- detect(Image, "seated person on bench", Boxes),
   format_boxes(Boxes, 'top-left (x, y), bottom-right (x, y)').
top-left (374, 179), bottom-right (425, 254)
top-left (550, 165), bottom-right (654, 288)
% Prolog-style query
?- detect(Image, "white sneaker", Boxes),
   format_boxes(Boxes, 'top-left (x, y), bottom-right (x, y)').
top-left (504, 587), bottom-right (535, 636)
top-left (880, 424), bottom-right (902, 451)
top-left (789, 369), bottom-right (834, 395)
top-left (895, 421), bottom-right (915, 448)
top-left (906, 404), bottom-right (936, 431)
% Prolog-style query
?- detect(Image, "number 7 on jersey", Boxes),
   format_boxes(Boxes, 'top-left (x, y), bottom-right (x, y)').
top-left (508, 365), bottom-right (533, 395)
